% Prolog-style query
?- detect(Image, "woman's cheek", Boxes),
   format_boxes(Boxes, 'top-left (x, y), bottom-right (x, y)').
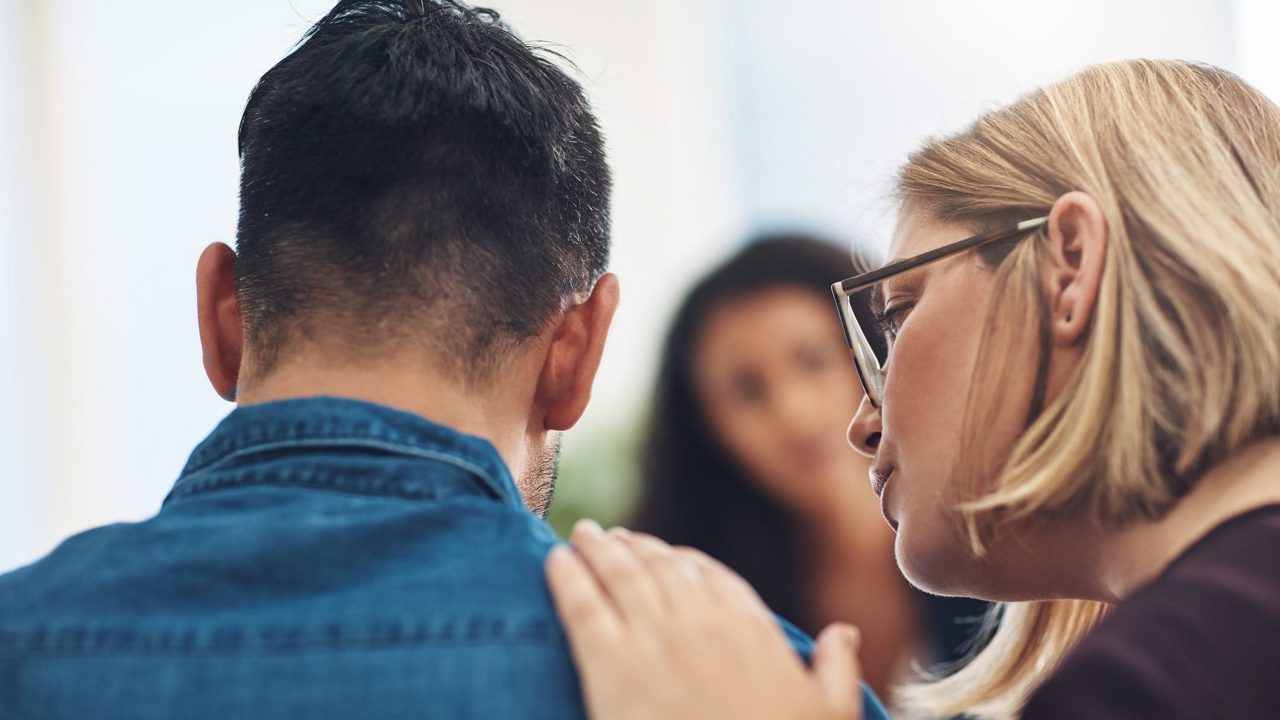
top-left (879, 321), bottom-right (949, 458)
top-left (895, 506), bottom-right (976, 595)
top-left (717, 412), bottom-right (786, 491)
top-left (881, 305), bottom-right (987, 588)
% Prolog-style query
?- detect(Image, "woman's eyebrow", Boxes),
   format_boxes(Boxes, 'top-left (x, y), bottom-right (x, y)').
top-left (870, 283), bottom-right (887, 314)
top-left (878, 270), bottom-right (927, 308)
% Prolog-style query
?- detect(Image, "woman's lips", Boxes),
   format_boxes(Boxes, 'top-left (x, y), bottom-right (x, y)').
top-left (870, 467), bottom-right (898, 531)
top-left (790, 436), bottom-right (839, 474)
top-left (870, 467), bottom-right (892, 497)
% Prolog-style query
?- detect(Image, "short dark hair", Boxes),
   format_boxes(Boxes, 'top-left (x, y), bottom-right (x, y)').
top-left (234, 0), bottom-right (610, 379)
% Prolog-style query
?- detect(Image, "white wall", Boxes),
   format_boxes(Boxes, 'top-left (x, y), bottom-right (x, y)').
top-left (1235, 0), bottom-right (1280, 103)
top-left (1, 0), bottom-right (1275, 570)
top-left (0, 0), bottom-right (338, 571)
top-left (0, 0), bottom-right (45, 568)
top-left (722, 0), bottom-right (1236, 256)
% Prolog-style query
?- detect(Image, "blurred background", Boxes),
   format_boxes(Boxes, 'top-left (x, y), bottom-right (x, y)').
top-left (1, 0), bottom-right (1277, 577)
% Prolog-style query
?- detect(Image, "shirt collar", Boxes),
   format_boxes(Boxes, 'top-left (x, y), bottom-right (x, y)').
top-left (167, 396), bottom-right (523, 509)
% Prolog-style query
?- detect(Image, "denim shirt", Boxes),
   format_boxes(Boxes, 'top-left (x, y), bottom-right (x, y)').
top-left (0, 397), bottom-right (886, 719)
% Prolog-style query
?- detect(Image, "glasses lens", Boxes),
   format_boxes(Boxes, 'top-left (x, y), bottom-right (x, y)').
top-left (849, 286), bottom-right (889, 366)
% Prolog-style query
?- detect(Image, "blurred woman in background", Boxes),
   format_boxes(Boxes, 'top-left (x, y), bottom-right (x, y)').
top-left (632, 236), bottom-right (985, 698)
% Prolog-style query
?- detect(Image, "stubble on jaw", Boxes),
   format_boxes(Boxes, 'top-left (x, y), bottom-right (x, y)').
top-left (519, 433), bottom-right (562, 519)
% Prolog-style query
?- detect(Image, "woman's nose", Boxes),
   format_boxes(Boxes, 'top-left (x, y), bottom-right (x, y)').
top-left (846, 394), bottom-right (882, 458)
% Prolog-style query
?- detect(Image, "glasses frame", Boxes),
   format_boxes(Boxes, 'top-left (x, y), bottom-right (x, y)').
top-left (830, 216), bottom-right (1049, 408)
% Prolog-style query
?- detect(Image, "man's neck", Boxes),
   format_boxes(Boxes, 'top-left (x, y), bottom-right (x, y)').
top-left (1093, 436), bottom-right (1280, 602)
top-left (235, 358), bottom-right (534, 477)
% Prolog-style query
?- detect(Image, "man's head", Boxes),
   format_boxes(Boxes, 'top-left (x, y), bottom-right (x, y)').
top-left (195, 0), bottom-right (618, 516)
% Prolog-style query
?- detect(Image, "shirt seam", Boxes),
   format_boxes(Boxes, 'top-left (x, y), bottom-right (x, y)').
top-left (0, 621), bottom-right (563, 657)
top-left (172, 437), bottom-right (509, 503)
top-left (0, 636), bottom-right (565, 658)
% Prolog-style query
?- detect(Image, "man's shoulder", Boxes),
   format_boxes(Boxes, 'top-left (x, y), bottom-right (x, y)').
top-left (0, 487), bottom-right (568, 638)
top-left (0, 492), bottom-right (586, 719)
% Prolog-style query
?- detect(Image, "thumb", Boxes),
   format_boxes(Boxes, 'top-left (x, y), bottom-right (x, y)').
top-left (813, 622), bottom-right (863, 718)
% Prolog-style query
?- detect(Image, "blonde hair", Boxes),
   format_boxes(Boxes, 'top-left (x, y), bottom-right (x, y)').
top-left (894, 60), bottom-right (1280, 718)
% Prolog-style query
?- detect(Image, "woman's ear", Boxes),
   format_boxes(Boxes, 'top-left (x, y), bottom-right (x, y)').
top-left (535, 273), bottom-right (621, 431)
top-left (196, 242), bottom-right (245, 401)
top-left (1043, 191), bottom-right (1109, 346)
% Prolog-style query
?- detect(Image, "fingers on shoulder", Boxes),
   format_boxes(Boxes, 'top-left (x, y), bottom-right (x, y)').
top-left (672, 546), bottom-right (774, 621)
top-left (567, 520), bottom-right (670, 619)
top-left (813, 623), bottom-right (864, 719)
top-left (545, 544), bottom-right (624, 651)
top-left (614, 531), bottom-right (710, 602)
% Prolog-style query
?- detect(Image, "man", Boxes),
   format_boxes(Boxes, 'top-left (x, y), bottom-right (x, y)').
top-left (0, 1), bottom-right (871, 717)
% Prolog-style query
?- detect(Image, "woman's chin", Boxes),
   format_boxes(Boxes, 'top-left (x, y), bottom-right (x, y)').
top-left (894, 523), bottom-right (986, 597)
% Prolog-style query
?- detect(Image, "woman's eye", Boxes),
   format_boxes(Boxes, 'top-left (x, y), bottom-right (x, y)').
top-left (798, 344), bottom-right (835, 373)
top-left (731, 375), bottom-right (765, 404)
top-left (872, 303), bottom-right (914, 342)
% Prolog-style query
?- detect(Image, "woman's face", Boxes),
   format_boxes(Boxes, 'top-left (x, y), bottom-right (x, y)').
top-left (847, 211), bottom-right (1050, 598)
top-left (692, 287), bottom-right (872, 516)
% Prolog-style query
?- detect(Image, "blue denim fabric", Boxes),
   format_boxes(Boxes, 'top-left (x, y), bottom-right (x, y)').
top-left (0, 397), bottom-right (886, 719)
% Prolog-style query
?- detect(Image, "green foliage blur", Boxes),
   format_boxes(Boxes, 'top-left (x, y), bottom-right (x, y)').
top-left (547, 414), bottom-right (645, 538)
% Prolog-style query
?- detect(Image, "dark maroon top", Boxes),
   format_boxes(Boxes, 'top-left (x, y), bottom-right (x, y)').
top-left (1024, 504), bottom-right (1280, 719)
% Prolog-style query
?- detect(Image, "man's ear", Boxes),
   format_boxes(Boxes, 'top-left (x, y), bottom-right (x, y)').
top-left (536, 272), bottom-right (620, 431)
top-left (1043, 191), bottom-right (1108, 347)
top-left (196, 242), bottom-right (244, 402)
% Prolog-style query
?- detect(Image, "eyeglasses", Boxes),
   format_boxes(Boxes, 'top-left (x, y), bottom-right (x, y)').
top-left (830, 216), bottom-right (1048, 408)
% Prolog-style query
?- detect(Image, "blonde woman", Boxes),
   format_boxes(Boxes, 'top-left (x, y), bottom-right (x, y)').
top-left (544, 59), bottom-right (1280, 719)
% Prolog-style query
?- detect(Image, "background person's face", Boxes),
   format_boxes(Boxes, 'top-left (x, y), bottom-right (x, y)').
top-left (848, 212), bottom-right (1045, 598)
top-left (693, 287), bottom-right (871, 516)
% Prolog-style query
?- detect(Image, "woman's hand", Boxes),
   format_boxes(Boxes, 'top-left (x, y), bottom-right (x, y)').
top-left (545, 520), bottom-right (864, 720)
